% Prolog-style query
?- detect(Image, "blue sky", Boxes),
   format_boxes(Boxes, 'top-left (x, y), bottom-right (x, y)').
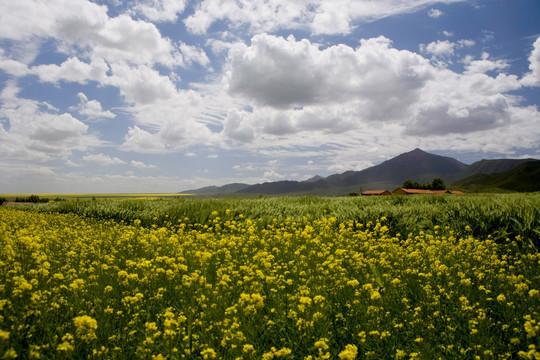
top-left (1, 0), bottom-right (539, 193)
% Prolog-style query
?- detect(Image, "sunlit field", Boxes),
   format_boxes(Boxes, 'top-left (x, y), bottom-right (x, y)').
top-left (1, 195), bottom-right (539, 359)
top-left (0, 193), bottom-right (193, 201)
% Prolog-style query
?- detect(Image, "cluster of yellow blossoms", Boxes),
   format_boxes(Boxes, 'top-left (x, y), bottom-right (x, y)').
top-left (0, 207), bottom-right (539, 359)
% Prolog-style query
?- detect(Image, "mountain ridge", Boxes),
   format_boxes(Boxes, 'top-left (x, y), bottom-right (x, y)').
top-left (454, 160), bottom-right (540, 192)
top-left (183, 149), bottom-right (538, 195)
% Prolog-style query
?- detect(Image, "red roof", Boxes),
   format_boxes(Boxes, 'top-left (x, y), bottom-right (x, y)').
top-left (362, 190), bottom-right (391, 195)
top-left (398, 188), bottom-right (439, 194)
top-left (393, 188), bottom-right (465, 195)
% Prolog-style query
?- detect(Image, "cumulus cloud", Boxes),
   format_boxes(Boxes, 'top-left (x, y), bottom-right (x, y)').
top-left (105, 63), bottom-right (177, 104)
top-left (130, 0), bottom-right (187, 22)
top-left (428, 8), bottom-right (443, 18)
top-left (32, 57), bottom-right (110, 84)
top-left (420, 39), bottom-right (475, 60)
top-left (130, 160), bottom-right (156, 168)
top-left (83, 153), bottom-right (126, 165)
top-left (120, 126), bottom-right (167, 153)
top-left (73, 93), bottom-right (116, 120)
top-left (222, 108), bottom-right (256, 142)
top-left (420, 40), bottom-right (455, 57)
top-left (0, 82), bottom-right (100, 161)
top-left (186, 0), bottom-right (466, 35)
top-left (0, 49), bottom-right (30, 77)
top-left (463, 53), bottom-right (509, 75)
top-left (220, 33), bottom-right (527, 145)
top-left (522, 36), bottom-right (540, 87)
top-left (0, 0), bottom-right (109, 41)
top-left (226, 34), bottom-right (431, 108)
top-left (263, 170), bottom-right (285, 179)
top-left (1, 0), bottom-right (208, 89)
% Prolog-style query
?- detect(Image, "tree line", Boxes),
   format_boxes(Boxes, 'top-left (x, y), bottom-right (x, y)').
top-left (402, 178), bottom-right (446, 190)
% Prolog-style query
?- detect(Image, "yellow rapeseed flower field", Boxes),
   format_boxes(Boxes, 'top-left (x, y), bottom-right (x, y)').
top-left (0, 206), bottom-right (539, 359)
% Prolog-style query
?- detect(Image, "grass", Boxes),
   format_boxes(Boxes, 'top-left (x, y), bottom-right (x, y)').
top-left (1, 194), bottom-right (539, 359)
top-left (26, 193), bottom-right (540, 249)
top-left (1, 207), bottom-right (539, 359)
top-left (0, 193), bottom-right (194, 202)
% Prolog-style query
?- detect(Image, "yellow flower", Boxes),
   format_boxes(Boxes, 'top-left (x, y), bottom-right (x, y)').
top-left (73, 315), bottom-right (98, 342)
top-left (57, 333), bottom-right (74, 352)
top-left (497, 294), bottom-right (507, 303)
top-left (3, 348), bottom-right (17, 359)
top-left (274, 347), bottom-right (292, 357)
top-left (338, 344), bottom-right (358, 360)
top-left (201, 348), bottom-right (217, 359)
top-left (370, 290), bottom-right (381, 301)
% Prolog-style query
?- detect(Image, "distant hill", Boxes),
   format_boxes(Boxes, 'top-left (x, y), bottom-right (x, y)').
top-left (303, 175), bottom-right (324, 183)
top-left (237, 179), bottom-right (336, 195)
top-left (183, 149), bottom-right (538, 196)
top-left (324, 148), bottom-right (467, 188)
top-left (182, 183), bottom-right (250, 196)
top-left (448, 158), bottom-right (536, 183)
top-left (454, 160), bottom-right (540, 192)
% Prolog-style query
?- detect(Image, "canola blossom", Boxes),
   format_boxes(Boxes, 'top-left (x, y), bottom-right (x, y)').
top-left (0, 206), bottom-right (539, 359)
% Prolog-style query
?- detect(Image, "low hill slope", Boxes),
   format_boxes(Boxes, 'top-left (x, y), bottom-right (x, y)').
top-left (449, 158), bottom-right (536, 183)
top-left (454, 160), bottom-right (540, 192)
top-left (325, 148), bottom-right (467, 187)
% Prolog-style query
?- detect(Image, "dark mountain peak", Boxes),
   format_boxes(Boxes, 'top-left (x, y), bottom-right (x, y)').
top-left (325, 148), bottom-right (467, 187)
top-left (455, 160), bottom-right (540, 192)
top-left (303, 175), bottom-right (324, 183)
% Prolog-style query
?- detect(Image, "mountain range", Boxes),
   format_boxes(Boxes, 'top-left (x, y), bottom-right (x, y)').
top-left (183, 148), bottom-right (539, 195)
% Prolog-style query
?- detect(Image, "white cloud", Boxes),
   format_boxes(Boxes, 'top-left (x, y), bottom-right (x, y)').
top-left (0, 82), bottom-right (100, 161)
top-left (0, 0), bottom-right (109, 41)
top-left (226, 34), bottom-right (431, 108)
top-left (0, 49), bottom-right (31, 77)
top-left (130, 0), bottom-right (187, 22)
top-left (263, 170), bottom-right (285, 179)
top-left (220, 34), bottom-right (526, 146)
top-left (2, 0), bottom-right (207, 90)
top-left (428, 8), bottom-right (443, 18)
top-left (186, 0), bottom-right (466, 35)
top-left (420, 40), bottom-right (455, 57)
top-left (458, 39), bottom-right (475, 48)
top-left (91, 14), bottom-right (180, 67)
top-left (32, 57), bottom-right (110, 84)
top-left (178, 42), bottom-right (211, 68)
top-left (83, 153), bottom-right (126, 165)
top-left (464, 52), bottom-right (509, 75)
top-left (105, 63), bottom-right (177, 104)
top-left (120, 126), bottom-right (167, 153)
top-left (222, 108), bottom-right (256, 142)
top-left (522, 36), bottom-right (540, 87)
top-left (130, 160), bottom-right (156, 168)
top-left (74, 93), bottom-right (116, 120)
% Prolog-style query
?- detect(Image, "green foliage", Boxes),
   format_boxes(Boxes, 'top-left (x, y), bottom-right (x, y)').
top-left (14, 194), bottom-right (49, 203)
top-left (402, 178), bottom-right (446, 190)
top-left (30, 193), bottom-right (540, 248)
top-left (454, 160), bottom-right (540, 193)
top-left (0, 197), bottom-right (6, 205)
top-left (1, 206), bottom-right (539, 359)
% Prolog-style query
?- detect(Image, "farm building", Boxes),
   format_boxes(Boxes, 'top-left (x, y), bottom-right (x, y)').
top-left (392, 188), bottom-right (464, 195)
top-left (362, 190), bottom-right (392, 196)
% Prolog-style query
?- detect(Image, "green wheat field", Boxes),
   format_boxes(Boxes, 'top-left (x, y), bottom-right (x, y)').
top-left (1, 193), bottom-right (539, 359)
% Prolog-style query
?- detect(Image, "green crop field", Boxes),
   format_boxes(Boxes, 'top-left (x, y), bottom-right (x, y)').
top-left (1, 194), bottom-right (539, 359)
